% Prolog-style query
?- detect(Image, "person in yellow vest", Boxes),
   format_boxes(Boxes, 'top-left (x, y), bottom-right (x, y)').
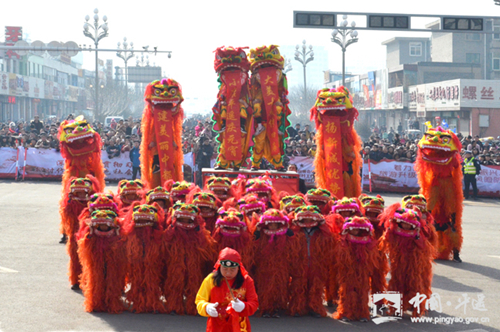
top-left (462, 150), bottom-right (481, 200)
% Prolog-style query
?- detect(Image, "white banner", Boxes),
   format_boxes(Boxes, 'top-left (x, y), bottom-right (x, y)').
top-left (0, 147), bottom-right (18, 177)
top-left (289, 156), bottom-right (315, 186)
top-left (362, 160), bottom-right (420, 193)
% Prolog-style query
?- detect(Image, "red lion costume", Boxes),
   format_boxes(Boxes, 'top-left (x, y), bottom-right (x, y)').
top-left (60, 176), bottom-right (100, 289)
top-left (358, 194), bottom-right (385, 239)
top-left (117, 179), bottom-right (144, 211)
top-left (58, 115), bottom-right (105, 189)
top-left (379, 204), bottom-right (435, 317)
top-left (58, 116), bottom-right (105, 241)
top-left (401, 194), bottom-right (438, 250)
top-left (310, 87), bottom-right (362, 198)
top-left (333, 216), bottom-right (386, 321)
top-left (187, 189), bottom-right (221, 233)
top-left (288, 206), bottom-right (335, 317)
top-left (77, 210), bottom-right (126, 313)
top-left (248, 45), bottom-right (291, 171)
top-left (415, 126), bottom-right (463, 261)
top-left (164, 202), bottom-right (216, 315)
top-left (140, 78), bottom-right (184, 188)
top-left (206, 176), bottom-right (236, 203)
top-left (212, 46), bottom-right (254, 170)
top-left (305, 188), bottom-right (336, 216)
top-left (250, 209), bottom-right (300, 317)
top-left (212, 208), bottom-right (252, 268)
top-left (123, 203), bottom-right (166, 313)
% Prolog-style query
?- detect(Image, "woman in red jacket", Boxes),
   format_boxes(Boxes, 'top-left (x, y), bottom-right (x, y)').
top-left (196, 247), bottom-right (258, 332)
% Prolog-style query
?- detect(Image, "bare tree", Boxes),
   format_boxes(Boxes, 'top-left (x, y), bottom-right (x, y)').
top-left (87, 81), bottom-right (140, 121)
top-left (287, 84), bottom-right (319, 127)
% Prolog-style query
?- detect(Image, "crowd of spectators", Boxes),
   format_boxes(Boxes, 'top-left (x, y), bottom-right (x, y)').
top-left (5, 114), bottom-right (500, 173)
top-left (363, 123), bottom-right (500, 166)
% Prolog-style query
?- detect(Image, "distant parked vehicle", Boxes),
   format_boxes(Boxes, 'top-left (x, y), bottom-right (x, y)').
top-left (104, 116), bottom-right (124, 127)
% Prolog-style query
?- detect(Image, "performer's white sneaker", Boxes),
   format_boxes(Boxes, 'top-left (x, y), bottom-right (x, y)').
top-left (255, 124), bottom-right (265, 136)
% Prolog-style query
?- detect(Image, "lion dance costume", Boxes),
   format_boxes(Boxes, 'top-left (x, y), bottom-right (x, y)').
top-left (140, 78), bottom-right (184, 188)
top-left (248, 45), bottom-right (291, 171)
top-left (288, 206), bottom-right (335, 317)
top-left (164, 203), bottom-right (216, 315)
top-left (60, 176), bottom-right (101, 289)
top-left (251, 209), bottom-right (300, 317)
top-left (310, 87), bottom-right (362, 198)
top-left (123, 203), bottom-right (166, 313)
top-left (415, 126), bottom-right (463, 261)
top-left (212, 46), bottom-right (254, 170)
top-left (333, 216), bottom-right (386, 321)
top-left (379, 205), bottom-right (435, 317)
top-left (58, 115), bottom-right (105, 189)
top-left (58, 116), bottom-right (105, 243)
top-left (77, 210), bottom-right (126, 313)
top-left (213, 208), bottom-right (252, 267)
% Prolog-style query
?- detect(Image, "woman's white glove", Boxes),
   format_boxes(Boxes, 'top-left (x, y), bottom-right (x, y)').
top-left (206, 302), bottom-right (219, 317)
top-left (231, 299), bottom-right (245, 313)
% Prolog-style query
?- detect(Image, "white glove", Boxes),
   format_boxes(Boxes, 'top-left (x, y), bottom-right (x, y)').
top-left (231, 299), bottom-right (245, 313)
top-left (206, 302), bottom-right (219, 317)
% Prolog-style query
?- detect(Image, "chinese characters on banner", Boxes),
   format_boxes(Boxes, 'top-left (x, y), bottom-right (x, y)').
top-left (221, 70), bottom-right (243, 161)
top-left (5, 26), bottom-right (22, 59)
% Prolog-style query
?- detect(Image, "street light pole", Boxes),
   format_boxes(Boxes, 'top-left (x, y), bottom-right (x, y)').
top-left (331, 15), bottom-right (358, 86)
top-left (83, 8), bottom-right (109, 121)
top-left (116, 37), bottom-right (134, 107)
top-left (294, 40), bottom-right (314, 101)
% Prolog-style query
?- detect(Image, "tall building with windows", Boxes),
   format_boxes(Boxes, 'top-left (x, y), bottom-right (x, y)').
top-left (0, 26), bottom-right (87, 122)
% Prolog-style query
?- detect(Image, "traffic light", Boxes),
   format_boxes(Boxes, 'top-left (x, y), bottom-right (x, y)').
top-left (442, 17), bottom-right (483, 31)
top-left (368, 15), bottom-right (410, 29)
top-left (294, 11), bottom-right (336, 29)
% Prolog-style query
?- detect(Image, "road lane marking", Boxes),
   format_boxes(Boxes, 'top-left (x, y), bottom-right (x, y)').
top-left (0, 266), bottom-right (18, 273)
top-left (488, 255), bottom-right (500, 259)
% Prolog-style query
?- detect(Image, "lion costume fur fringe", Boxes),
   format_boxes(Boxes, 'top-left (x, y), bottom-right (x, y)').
top-left (379, 203), bottom-right (436, 317)
top-left (76, 217), bottom-right (127, 313)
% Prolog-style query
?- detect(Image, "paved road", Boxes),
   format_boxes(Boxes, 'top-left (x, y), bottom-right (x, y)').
top-left (0, 180), bottom-right (499, 332)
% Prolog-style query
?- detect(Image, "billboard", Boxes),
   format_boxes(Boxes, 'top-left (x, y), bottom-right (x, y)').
top-left (127, 66), bottom-right (162, 83)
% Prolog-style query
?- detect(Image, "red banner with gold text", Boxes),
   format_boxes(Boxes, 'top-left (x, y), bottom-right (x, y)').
top-left (221, 71), bottom-right (243, 161)
top-left (153, 108), bottom-right (175, 181)
top-left (322, 115), bottom-right (344, 197)
top-left (259, 67), bottom-right (281, 157)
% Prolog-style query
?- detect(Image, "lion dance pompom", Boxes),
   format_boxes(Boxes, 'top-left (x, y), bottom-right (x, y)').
top-left (310, 87), bottom-right (362, 198)
top-left (415, 126), bottom-right (463, 261)
top-left (140, 78), bottom-right (184, 188)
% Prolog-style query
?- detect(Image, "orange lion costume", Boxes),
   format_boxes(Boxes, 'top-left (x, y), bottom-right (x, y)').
top-left (77, 209), bottom-right (126, 313)
top-left (123, 203), bottom-right (166, 313)
top-left (379, 204), bottom-right (435, 317)
top-left (58, 115), bottom-right (105, 189)
top-left (288, 205), bottom-right (335, 318)
top-left (58, 116), bottom-right (105, 242)
top-left (60, 176), bottom-right (101, 289)
top-left (140, 78), bottom-right (184, 189)
top-left (212, 46), bottom-right (254, 170)
top-left (251, 209), bottom-right (300, 317)
top-left (415, 126), bottom-right (463, 261)
top-left (164, 202), bottom-right (216, 315)
top-left (248, 45), bottom-right (291, 171)
top-left (310, 87), bottom-right (362, 198)
top-left (333, 216), bottom-right (386, 321)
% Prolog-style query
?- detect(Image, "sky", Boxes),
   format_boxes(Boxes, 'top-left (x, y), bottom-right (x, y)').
top-left (2, 0), bottom-right (499, 109)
